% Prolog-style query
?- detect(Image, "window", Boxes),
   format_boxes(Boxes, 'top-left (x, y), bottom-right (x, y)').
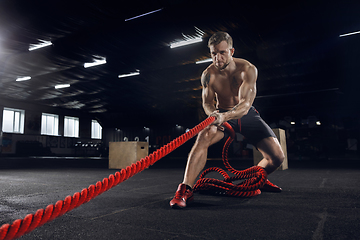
top-left (41, 113), bottom-right (59, 136)
top-left (91, 120), bottom-right (102, 139)
top-left (64, 116), bottom-right (79, 137)
top-left (2, 108), bottom-right (25, 133)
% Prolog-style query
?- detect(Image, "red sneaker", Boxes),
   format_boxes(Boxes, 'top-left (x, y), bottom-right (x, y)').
top-left (170, 183), bottom-right (194, 208)
top-left (261, 179), bottom-right (282, 192)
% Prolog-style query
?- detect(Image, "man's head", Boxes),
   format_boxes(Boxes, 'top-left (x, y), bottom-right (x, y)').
top-left (208, 32), bottom-right (234, 70)
top-left (208, 31), bottom-right (233, 49)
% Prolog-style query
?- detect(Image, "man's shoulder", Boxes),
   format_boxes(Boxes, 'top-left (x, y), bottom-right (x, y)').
top-left (233, 58), bottom-right (254, 68)
top-left (203, 63), bottom-right (216, 74)
top-left (201, 66), bottom-right (213, 87)
top-left (233, 58), bottom-right (258, 83)
top-left (201, 64), bottom-right (216, 79)
top-left (233, 58), bottom-right (257, 77)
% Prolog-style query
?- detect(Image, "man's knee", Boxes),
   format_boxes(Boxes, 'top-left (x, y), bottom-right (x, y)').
top-left (258, 137), bottom-right (285, 168)
top-left (273, 150), bottom-right (285, 167)
top-left (196, 125), bottom-right (219, 146)
top-left (196, 130), bottom-right (212, 147)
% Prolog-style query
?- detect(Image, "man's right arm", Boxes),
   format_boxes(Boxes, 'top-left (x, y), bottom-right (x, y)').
top-left (201, 70), bottom-right (216, 116)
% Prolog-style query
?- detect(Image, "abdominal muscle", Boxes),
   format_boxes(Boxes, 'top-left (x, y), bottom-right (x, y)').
top-left (215, 93), bottom-right (239, 111)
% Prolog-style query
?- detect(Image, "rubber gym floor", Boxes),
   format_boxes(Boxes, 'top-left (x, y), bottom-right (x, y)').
top-left (1, 156), bottom-right (359, 240)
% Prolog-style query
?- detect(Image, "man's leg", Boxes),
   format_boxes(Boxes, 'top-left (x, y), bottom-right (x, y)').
top-left (183, 125), bottom-right (224, 187)
top-left (256, 136), bottom-right (285, 192)
top-left (256, 136), bottom-right (285, 174)
top-left (170, 125), bottom-right (224, 208)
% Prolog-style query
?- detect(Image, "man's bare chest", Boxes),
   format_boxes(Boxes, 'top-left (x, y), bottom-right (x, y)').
top-left (213, 75), bottom-right (242, 97)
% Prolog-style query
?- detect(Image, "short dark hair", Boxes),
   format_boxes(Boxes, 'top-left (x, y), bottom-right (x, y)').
top-left (208, 32), bottom-right (233, 48)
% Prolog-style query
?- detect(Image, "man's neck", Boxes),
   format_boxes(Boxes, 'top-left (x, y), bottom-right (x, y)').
top-left (216, 58), bottom-right (235, 74)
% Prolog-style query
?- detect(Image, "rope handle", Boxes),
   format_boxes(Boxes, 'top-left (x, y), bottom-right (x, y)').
top-left (0, 117), bottom-right (216, 240)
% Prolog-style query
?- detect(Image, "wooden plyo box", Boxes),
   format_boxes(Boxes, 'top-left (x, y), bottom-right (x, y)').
top-left (109, 141), bottom-right (149, 169)
top-left (253, 128), bottom-right (288, 170)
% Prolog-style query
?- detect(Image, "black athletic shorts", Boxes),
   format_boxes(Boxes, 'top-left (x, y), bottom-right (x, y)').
top-left (219, 106), bottom-right (276, 147)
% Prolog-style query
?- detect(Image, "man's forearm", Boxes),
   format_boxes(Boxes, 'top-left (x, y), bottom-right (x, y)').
top-left (223, 101), bottom-right (251, 122)
top-left (203, 102), bottom-right (216, 116)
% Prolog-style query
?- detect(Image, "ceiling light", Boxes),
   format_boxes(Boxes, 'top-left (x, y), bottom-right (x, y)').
top-left (84, 56), bottom-right (107, 68)
top-left (339, 30), bottom-right (360, 37)
top-left (55, 84), bottom-right (70, 89)
top-left (170, 37), bottom-right (202, 48)
top-left (196, 58), bottom-right (212, 64)
top-left (316, 121), bottom-right (321, 126)
top-left (29, 40), bottom-right (52, 51)
top-left (170, 27), bottom-right (205, 49)
top-left (125, 8), bottom-right (163, 22)
top-left (118, 71), bottom-right (140, 78)
top-left (290, 122), bottom-right (296, 125)
top-left (16, 76), bottom-right (31, 82)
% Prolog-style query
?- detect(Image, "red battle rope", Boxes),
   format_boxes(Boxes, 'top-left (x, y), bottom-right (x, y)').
top-left (193, 122), bottom-right (267, 197)
top-left (0, 117), bottom-right (215, 240)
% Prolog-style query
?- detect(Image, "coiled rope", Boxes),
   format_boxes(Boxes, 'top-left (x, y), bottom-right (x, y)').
top-left (0, 117), bottom-right (215, 240)
top-left (193, 122), bottom-right (267, 197)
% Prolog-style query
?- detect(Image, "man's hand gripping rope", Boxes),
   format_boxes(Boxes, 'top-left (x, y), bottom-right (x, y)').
top-left (209, 110), bottom-right (226, 131)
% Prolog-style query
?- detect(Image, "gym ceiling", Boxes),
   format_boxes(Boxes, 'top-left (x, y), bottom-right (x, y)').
top-left (0, 0), bottom-right (359, 128)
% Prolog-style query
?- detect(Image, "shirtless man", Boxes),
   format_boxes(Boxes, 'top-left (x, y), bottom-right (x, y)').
top-left (170, 32), bottom-right (285, 208)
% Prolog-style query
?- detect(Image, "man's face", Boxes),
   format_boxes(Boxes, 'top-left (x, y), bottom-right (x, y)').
top-left (209, 41), bottom-right (234, 70)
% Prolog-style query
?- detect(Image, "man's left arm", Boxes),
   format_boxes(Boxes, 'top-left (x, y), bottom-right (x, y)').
top-left (222, 64), bottom-right (258, 122)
